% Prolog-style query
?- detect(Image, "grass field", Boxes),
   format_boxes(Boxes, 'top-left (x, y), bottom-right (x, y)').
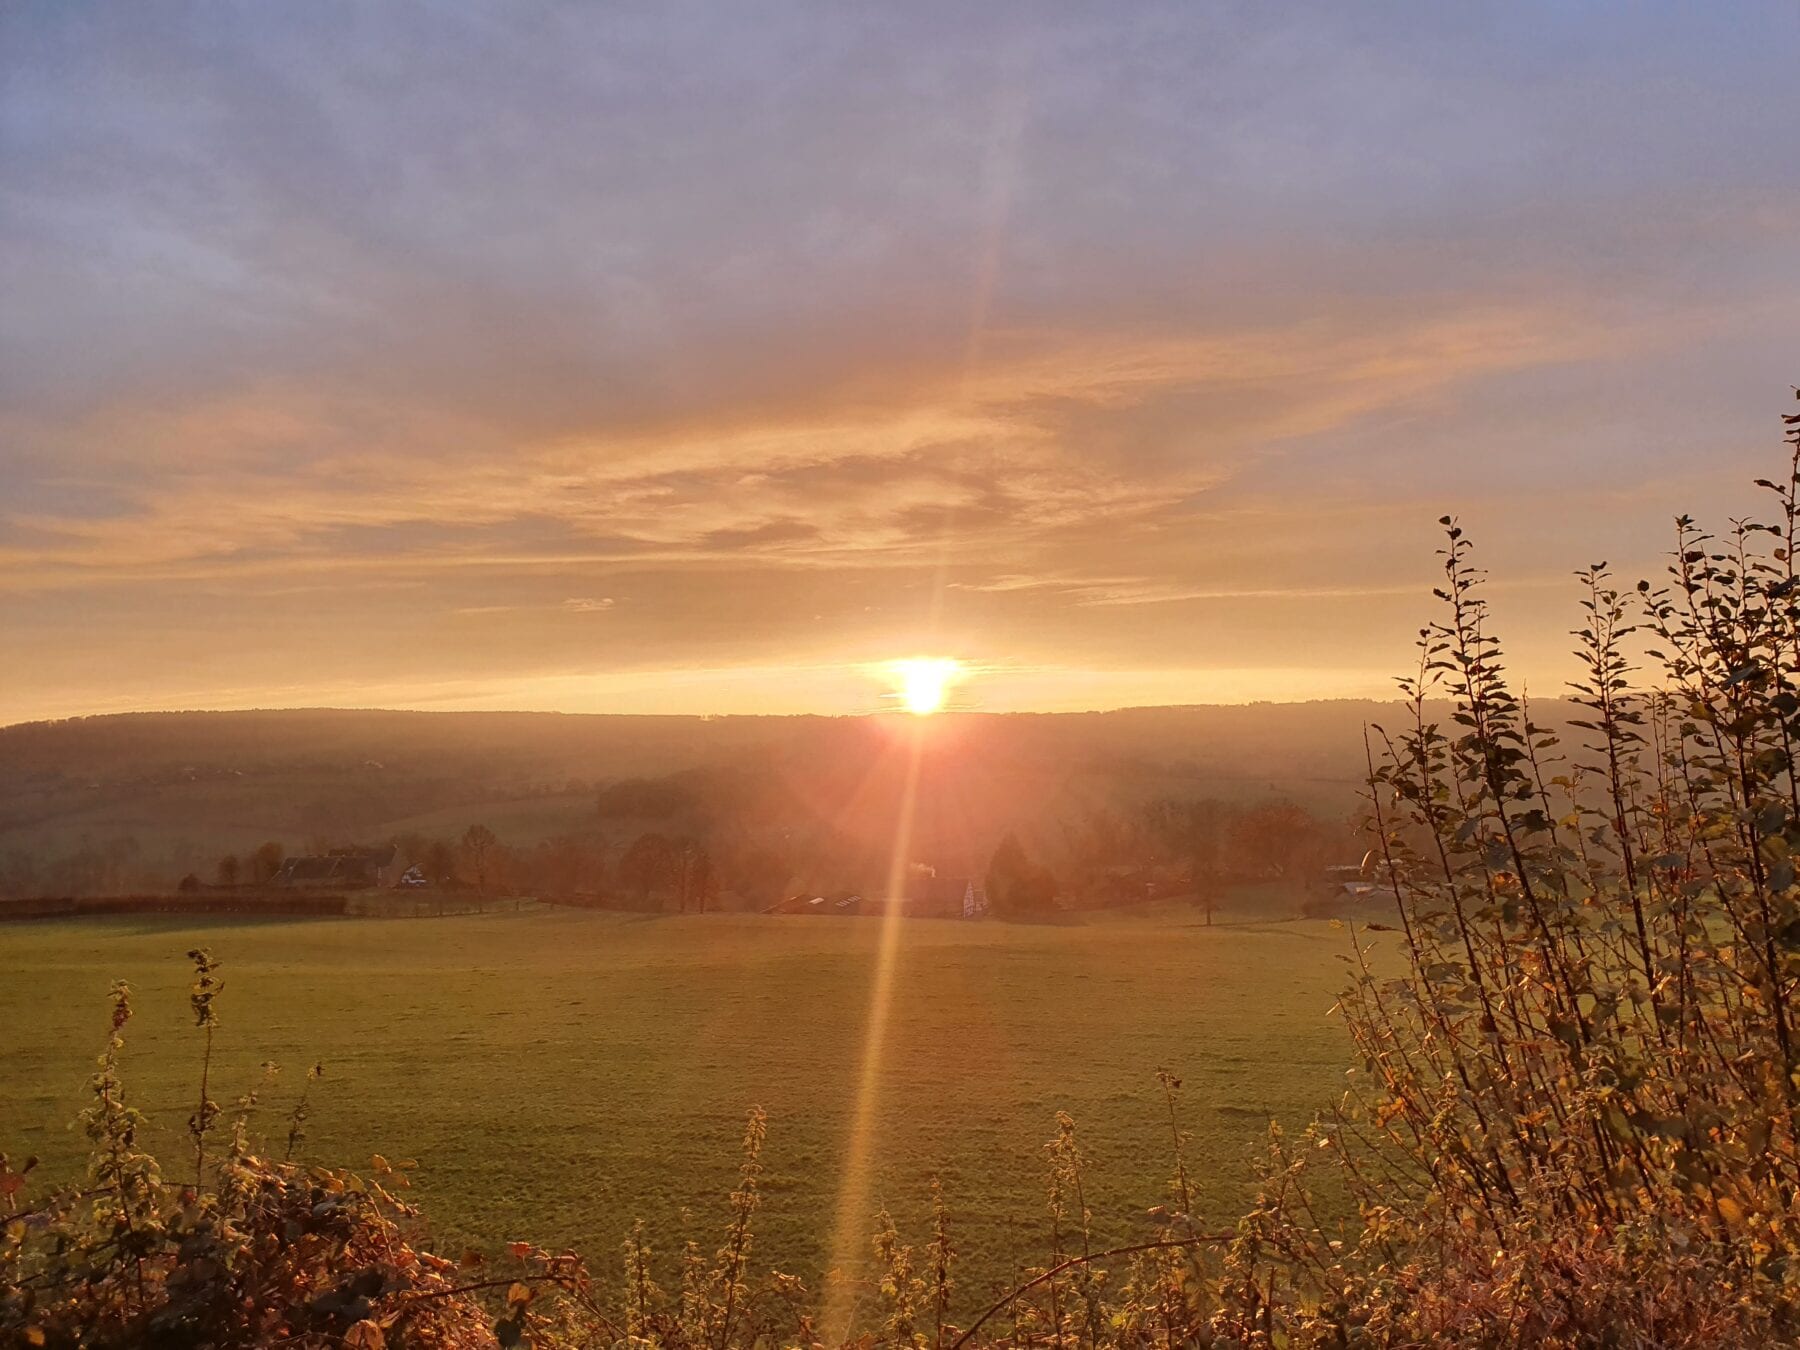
top-left (0, 907), bottom-right (1367, 1312)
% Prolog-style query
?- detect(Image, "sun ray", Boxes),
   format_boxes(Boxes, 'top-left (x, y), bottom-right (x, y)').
top-left (820, 716), bottom-right (925, 1339)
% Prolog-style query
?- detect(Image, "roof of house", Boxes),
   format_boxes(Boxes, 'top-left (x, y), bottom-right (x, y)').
top-left (274, 844), bottom-right (397, 887)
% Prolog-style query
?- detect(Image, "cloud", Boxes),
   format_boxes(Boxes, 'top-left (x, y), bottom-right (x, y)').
top-left (453, 597), bottom-right (616, 616)
top-left (0, 302), bottom-right (1636, 586)
top-left (0, 2), bottom-right (1796, 720)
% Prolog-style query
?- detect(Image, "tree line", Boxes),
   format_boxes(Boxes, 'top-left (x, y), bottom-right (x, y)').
top-left (985, 795), bottom-right (1347, 920)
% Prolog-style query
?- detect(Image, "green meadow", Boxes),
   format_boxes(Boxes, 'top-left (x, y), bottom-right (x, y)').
top-left (0, 908), bottom-right (1365, 1308)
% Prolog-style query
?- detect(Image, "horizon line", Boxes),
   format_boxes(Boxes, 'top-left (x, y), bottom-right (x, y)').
top-left (0, 691), bottom-right (1565, 735)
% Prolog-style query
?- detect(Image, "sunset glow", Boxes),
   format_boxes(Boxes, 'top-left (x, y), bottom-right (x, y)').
top-left (0, 7), bottom-right (1793, 725)
top-left (889, 658), bottom-right (963, 715)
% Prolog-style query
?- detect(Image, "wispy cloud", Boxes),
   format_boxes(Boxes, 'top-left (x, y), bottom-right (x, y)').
top-left (1, 2), bottom-right (1796, 720)
top-left (0, 302), bottom-right (1640, 587)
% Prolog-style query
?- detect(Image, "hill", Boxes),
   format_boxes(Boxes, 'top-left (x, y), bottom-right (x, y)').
top-left (0, 701), bottom-right (1575, 901)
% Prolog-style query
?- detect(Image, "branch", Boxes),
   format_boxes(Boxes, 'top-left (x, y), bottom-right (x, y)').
top-left (398, 1270), bottom-right (623, 1338)
top-left (401, 1273), bottom-right (579, 1305)
top-left (949, 1233), bottom-right (1233, 1350)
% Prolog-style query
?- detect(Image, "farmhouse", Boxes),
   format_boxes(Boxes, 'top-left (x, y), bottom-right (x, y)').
top-left (905, 874), bottom-right (986, 918)
top-left (272, 844), bottom-right (404, 890)
top-left (767, 891), bottom-right (863, 916)
top-left (765, 878), bottom-right (986, 919)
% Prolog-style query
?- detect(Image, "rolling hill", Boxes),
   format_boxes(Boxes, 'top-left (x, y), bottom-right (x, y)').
top-left (0, 700), bottom-right (1568, 899)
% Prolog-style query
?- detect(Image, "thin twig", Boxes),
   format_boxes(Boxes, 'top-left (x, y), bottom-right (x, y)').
top-left (949, 1234), bottom-right (1232, 1350)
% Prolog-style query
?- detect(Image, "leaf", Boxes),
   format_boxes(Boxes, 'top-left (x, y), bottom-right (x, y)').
top-left (345, 1321), bottom-right (386, 1350)
top-left (461, 1246), bottom-right (485, 1268)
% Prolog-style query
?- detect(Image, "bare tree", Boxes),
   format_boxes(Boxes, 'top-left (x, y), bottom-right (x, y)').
top-left (460, 824), bottom-right (499, 910)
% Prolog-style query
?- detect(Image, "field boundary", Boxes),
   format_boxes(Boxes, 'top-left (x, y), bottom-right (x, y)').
top-left (0, 892), bottom-right (351, 921)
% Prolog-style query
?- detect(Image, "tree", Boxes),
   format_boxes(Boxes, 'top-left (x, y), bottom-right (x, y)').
top-left (1144, 798), bottom-right (1229, 922)
top-left (618, 832), bottom-right (677, 906)
top-left (985, 833), bottom-right (1058, 918)
top-left (1194, 873), bottom-right (1220, 926)
top-left (526, 834), bottom-right (607, 898)
top-left (250, 841), bottom-right (285, 885)
top-left (216, 854), bottom-right (240, 887)
top-left (394, 832), bottom-right (432, 873)
top-left (1228, 800), bottom-right (1324, 879)
top-left (422, 839), bottom-right (456, 886)
top-left (460, 824), bottom-right (498, 899)
top-left (676, 842), bottom-right (718, 913)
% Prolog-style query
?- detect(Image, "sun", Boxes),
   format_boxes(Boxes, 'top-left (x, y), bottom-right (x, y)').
top-left (888, 657), bottom-right (963, 715)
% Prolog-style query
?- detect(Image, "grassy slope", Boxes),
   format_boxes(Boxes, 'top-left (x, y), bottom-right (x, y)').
top-left (373, 791), bottom-right (601, 846)
top-left (0, 908), bottom-right (1367, 1310)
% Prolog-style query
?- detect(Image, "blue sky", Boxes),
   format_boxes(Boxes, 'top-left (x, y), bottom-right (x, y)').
top-left (2, 2), bottom-right (1797, 719)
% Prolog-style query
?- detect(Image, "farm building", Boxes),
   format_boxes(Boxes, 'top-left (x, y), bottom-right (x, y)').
top-left (767, 891), bottom-right (864, 916)
top-left (905, 874), bottom-right (986, 918)
top-left (272, 844), bottom-right (404, 890)
top-left (764, 878), bottom-right (986, 919)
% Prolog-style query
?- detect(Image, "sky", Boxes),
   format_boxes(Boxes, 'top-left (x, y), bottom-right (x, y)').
top-left (2, 1), bottom-right (1798, 723)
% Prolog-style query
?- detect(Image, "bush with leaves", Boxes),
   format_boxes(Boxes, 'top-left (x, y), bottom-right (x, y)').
top-left (0, 972), bottom-right (499, 1348)
top-left (1202, 391), bottom-right (1800, 1346)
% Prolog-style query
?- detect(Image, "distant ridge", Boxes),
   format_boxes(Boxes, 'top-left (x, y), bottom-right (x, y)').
top-left (0, 700), bottom-right (1582, 899)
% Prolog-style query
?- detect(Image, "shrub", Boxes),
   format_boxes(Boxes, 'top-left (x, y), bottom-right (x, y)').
top-left (1212, 390), bottom-right (1800, 1345)
top-left (0, 977), bottom-right (502, 1347)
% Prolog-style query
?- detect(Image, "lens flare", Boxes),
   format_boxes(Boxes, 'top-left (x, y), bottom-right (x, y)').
top-left (821, 719), bottom-right (924, 1340)
top-left (889, 658), bottom-right (962, 715)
